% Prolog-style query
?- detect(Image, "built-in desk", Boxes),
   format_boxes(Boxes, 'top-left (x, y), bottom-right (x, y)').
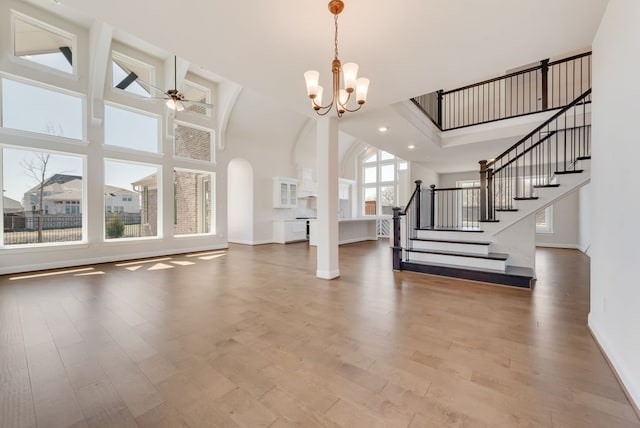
top-left (309, 218), bottom-right (378, 246)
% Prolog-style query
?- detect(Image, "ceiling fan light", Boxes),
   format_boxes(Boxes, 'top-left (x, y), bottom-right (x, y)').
top-left (166, 98), bottom-right (177, 110)
top-left (176, 100), bottom-right (185, 112)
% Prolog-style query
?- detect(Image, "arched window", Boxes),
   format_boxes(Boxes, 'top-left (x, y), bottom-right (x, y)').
top-left (361, 149), bottom-right (407, 216)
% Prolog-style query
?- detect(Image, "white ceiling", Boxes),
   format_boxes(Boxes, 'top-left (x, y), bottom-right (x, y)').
top-left (27, 0), bottom-right (608, 171)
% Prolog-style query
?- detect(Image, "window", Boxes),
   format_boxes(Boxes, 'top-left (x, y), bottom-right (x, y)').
top-left (111, 52), bottom-right (154, 97)
top-left (181, 80), bottom-right (211, 116)
top-left (361, 149), bottom-right (405, 216)
top-left (104, 104), bottom-right (159, 153)
top-left (456, 180), bottom-right (481, 227)
top-left (174, 169), bottom-right (213, 235)
top-left (1, 78), bottom-right (83, 140)
top-left (13, 13), bottom-right (75, 74)
top-left (536, 206), bottom-right (553, 233)
top-left (174, 123), bottom-right (213, 162)
top-left (104, 160), bottom-right (159, 239)
top-left (2, 147), bottom-right (84, 246)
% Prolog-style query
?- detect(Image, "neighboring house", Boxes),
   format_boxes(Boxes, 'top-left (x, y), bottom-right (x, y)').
top-left (131, 173), bottom-right (158, 236)
top-left (3, 195), bottom-right (23, 214)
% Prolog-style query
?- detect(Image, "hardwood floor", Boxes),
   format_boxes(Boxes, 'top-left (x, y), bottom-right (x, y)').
top-left (1, 241), bottom-right (638, 427)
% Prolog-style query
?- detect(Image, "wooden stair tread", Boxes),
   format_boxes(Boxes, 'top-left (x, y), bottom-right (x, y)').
top-left (401, 260), bottom-right (534, 289)
top-left (533, 184), bottom-right (560, 188)
top-left (514, 196), bottom-right (539, 201)
top-left (410, 237), bottom-right (491, 246)
top-left (416, 226), bottom-right (484, 233)
top-left (406, 248), bottom-right (508, 261)
top-left (555, 169), bottom-right (584, 175)
top-left (496, 208), bottom-right (518, 212)
top-left (577, 156), bottom-right (591, 160)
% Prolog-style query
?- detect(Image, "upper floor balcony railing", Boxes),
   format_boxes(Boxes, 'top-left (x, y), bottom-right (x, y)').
top-left (411, 51), bottom-right (591, 131)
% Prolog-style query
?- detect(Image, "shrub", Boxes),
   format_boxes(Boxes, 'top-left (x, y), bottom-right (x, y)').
top-left (106, 215), bottom-right (125, 238)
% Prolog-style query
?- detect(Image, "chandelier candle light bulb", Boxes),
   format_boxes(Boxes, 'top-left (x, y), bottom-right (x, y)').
top-left (303, 0), bottom-right (370, 117)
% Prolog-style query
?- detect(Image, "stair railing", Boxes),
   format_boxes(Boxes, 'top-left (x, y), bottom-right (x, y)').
top-left (480, 88), bottom-right (592, 220)
top-left (412, 52), bottom-right (591, 130)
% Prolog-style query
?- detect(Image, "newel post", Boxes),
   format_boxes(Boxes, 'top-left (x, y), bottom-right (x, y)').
top-left (541, 58), bottom-right (549, 110)
top-left (392, 207), bottom-right (402, 270)
top-left (414, 180), bottom-right (422, 229)
top-left (436, 90), bottom-right (444, 129)
top-left (479, 160), bottom-right (487, 221)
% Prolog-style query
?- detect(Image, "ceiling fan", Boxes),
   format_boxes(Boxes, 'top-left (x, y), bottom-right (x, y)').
top-left (115, 55), bottom-right (213, 112)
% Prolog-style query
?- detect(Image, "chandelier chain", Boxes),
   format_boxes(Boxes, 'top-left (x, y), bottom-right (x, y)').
top-left (334, 14), bottom-right (339, 60)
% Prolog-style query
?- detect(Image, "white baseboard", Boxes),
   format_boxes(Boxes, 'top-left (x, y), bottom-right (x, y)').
top-left (316, 269), bottom-right (340, 279)
top-left (535, 243), bottom-right (580, 250)
top-left (588, 314), bottom-right (640, 420)
top-left (228, 239), bottom-right (272, 245)
top-left (0, 244), bottom-right (229, 276)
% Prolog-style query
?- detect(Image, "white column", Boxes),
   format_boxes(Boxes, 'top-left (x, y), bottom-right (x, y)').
top-left (316, 116), bottom-right (340, 279)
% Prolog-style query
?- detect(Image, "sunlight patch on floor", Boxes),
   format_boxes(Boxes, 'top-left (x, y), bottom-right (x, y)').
top-left (10, 267), bottom-right (94, 280)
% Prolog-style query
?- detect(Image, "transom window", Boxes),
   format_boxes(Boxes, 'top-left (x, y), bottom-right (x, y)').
top-left (12, 12), bottom-right (76, 74)
top-left (111, 51), bottom-right (155, 97)
top-left (361, 149), bottom-right (405, 216)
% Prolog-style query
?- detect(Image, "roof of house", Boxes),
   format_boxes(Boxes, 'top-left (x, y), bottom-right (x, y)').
top-left (3, 196), bottom-right (23, 213)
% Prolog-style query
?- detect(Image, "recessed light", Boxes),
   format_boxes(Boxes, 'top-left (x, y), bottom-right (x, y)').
top-left (51, 0), bottom-right (61, 4)
top-left (378, 126), bottom-right (388, 133)
top-left (408, 144), bottom-right (416, 150)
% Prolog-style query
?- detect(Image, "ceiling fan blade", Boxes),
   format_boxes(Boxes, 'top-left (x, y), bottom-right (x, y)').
top-left (59, 46), bottom-right (72, 65)
top-left (115, 71), bottom-right (138, 90)
top-left (183, 99), bottom-right (214, 108)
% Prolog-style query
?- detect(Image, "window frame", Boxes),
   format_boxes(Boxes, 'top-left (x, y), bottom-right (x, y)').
top-left (0, 73), bottom-right (87, 142)
top-left (536, 205), bottom-right (554, 234)
top-left (360, 149), bottom-right (405, 217)
top-left (103, 101), bottom-right (162, 155)
top-left (173, 120), bottom-right (215, 164)
top-left (11, 10), bottom-right (78, 77)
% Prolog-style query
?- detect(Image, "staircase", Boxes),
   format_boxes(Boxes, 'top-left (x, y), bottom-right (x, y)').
top-left (392, 88), bottom-right (592, 289)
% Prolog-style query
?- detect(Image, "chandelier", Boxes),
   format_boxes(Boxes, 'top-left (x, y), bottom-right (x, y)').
top-left (303, 0), bottom-right (370, 117)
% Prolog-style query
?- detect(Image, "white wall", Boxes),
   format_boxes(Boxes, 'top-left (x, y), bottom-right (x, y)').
top-left (535, 191), bottom-right (580, 249)
top-left (579, 184), bottom-right (591, 255)
top-left (411, 162), bottom-right (439, 188)
top-left (227, 158), bottom-right (253, 244)
top-left (590, 0), bottom-right (640, 410)
top-left (223, 88), bottom-right (308, 243)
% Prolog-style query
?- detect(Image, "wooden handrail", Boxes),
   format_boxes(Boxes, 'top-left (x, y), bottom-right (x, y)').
top-left (487, 88), bottom-right (592, 169)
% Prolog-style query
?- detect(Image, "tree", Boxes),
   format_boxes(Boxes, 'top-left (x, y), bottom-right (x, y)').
top-left (21, 153), bottom-right (50, 243)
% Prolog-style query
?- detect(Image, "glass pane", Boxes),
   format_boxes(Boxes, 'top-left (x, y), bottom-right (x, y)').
top-left (174, 124), bottom-right (212, 162)
top-left (14, 16), bottom-right (73, 74)
top-left (364, 187), bottom-right (377, 216)
top-left (104, 160), bottom-right (159, 239)
top-left (1, 78), bottom-right (83, 140)
top-left (112, 54), bottom-right (152, 97)
top-left (380, 151), bottom-right (394, 160)
top-left (363, 153), bottom-right (377, 163)
top-left (364, 166), bottom-right (377, 184)
top-left (380, 164), bottom-right (395, 182)
top-left (398, 161), bottom-right (408, 171)
top-left (104, 104), bottom-right (159, 153)
top-left (289, 184), bottom-right (297, 205)
top-left (174, 169), bottom-right (213, 235)
top-left (280, 183), bottom-right (287, 205)
top-left (181, 80), bottom-right (210, 115)
top-left (2, 148), bottom-right (83, 245)
top-left (380, 186), bottom-right (395, 215)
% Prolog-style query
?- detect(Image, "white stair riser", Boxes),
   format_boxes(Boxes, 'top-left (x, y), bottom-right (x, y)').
top-left (415, 229), bottom-right (487, 242)
top-left (407, 252), bottom-right (506, 271)
top-left (410, 240), bottom-right (489, 255)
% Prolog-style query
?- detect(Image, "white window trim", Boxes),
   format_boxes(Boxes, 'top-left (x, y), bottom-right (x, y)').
top-left (10, 10), bottom-right (78, 78)
top-left (536, 205), bottom-right (554, 234)
top-left (0, 72), bottom-right (87, 142)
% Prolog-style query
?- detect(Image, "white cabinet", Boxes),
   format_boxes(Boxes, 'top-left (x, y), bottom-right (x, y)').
top-left (273, 220), bottom-right (307, 243)
top-left (273, 177), bottom-right (298, 208)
